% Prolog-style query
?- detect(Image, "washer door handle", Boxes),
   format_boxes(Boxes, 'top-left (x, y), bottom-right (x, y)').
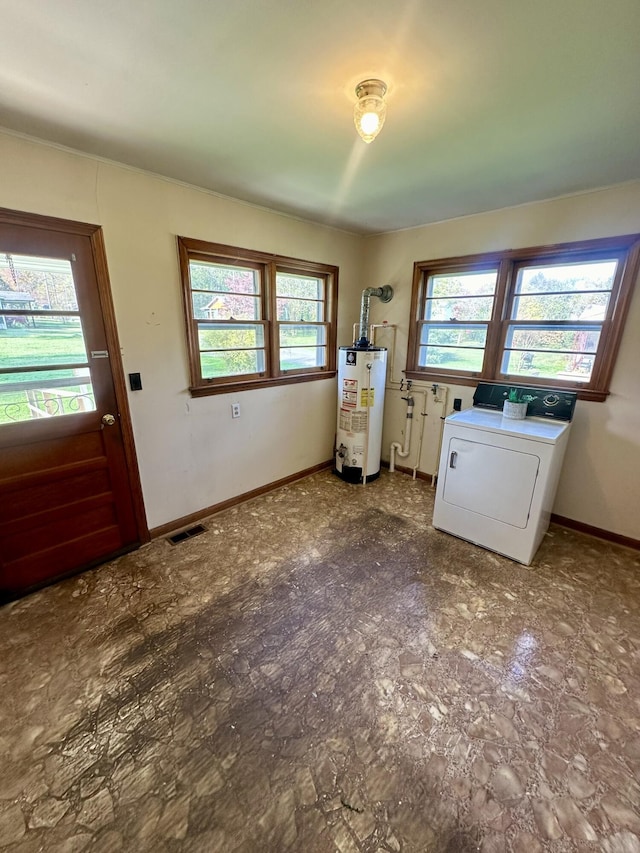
top-left (449, 450), bottom-right (457, 468)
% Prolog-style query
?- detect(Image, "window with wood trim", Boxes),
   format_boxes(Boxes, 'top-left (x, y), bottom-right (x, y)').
top-left (406, 234), bottom-right (640, 401)
top-left (178, 238), bottom-right (338, 395)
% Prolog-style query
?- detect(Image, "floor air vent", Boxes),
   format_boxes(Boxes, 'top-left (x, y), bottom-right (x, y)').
top-left (167, 524), bottom-right (207, 545)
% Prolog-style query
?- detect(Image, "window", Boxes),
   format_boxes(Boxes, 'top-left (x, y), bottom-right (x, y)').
top-left (0, 253), bottom-right (95, 424)
top-left (407, 234), bottom-right (640, 401)
top-left (416, 265), bottom-right (499, 374)
top-left (178, 238), bottom-right (338, 395)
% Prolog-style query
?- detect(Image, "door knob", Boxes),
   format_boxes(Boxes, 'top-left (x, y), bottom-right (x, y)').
top-left (102, 413), bottom-right (116, 426)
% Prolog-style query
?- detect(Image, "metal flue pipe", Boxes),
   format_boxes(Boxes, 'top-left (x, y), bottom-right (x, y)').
top-left (356, 285), bottom-right (393, 346)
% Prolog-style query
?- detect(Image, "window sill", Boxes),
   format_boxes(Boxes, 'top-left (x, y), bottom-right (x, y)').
top-left (189, 370), bottom-right (337, 397)
top-left (405, 370), bottom-right (481, 388)
top-left (405, 370), bottom-right (609, 402)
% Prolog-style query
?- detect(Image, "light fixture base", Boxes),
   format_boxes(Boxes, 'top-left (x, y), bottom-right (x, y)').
top-left (355, 79), bottom-right (387, 100)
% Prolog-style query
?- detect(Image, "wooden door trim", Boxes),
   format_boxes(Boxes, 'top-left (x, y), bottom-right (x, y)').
top-left (89, 227), bottom-right (148, 542)
top-left (0, 206), bottom-right (149, 543)
top-left (0, 208), bottom-right (99, 236)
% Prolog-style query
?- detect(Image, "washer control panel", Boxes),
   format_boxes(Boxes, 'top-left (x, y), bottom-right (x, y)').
top-left (473, 382), bottom-right (577, 421)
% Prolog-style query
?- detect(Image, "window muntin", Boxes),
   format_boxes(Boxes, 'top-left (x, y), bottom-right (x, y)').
top-left (417, 269), bottom-right (498, 375)
top-left (407, 235), bottom-right (640, 401)
top-left (179, 239), bottom-right (337, 394)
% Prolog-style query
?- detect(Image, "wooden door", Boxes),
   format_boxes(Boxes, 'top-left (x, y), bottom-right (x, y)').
top-left (0, 210), bottom-right (146, 601)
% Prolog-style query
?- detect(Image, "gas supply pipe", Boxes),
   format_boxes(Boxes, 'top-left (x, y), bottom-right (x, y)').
top-left (411, 389), bottom-right (429, 479)
top-left (431, 383), bottom-right (450, 488)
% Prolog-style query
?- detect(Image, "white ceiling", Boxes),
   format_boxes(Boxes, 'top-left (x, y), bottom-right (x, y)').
top-left (1, 0), bottom-right (639, 234)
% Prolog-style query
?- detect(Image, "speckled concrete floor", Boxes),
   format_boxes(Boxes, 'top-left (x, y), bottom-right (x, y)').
top-left (1, 470), bottom-right (640, 853)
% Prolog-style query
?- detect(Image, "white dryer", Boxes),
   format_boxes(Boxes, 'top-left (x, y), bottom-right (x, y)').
top-left (432, 383), bottom-right (576, 565)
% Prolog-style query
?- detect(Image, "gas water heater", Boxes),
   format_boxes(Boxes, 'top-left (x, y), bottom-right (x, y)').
top-left (335, 285), bottom-right (393, 484)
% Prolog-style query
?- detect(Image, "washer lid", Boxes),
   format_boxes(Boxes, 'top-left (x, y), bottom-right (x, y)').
top-left (446, 408), bottom-right (571, 443)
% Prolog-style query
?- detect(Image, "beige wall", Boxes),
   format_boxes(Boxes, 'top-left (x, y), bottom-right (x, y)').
top-left (363, 183), bottom-right (640, 540)
top-left (1, 129), bottom-right (639, 540)
top-left (0, 132), bottom-right (365, 529)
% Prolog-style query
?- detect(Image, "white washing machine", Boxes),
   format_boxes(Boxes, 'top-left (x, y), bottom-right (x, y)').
top-left (432, 383), bottom-right (577, 565)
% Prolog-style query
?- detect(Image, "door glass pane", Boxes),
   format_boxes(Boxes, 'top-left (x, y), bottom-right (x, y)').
top-left (1, 316), bottom-right (88, 367)
top-left (0, 254), bottom-right (94, 425)
top-left (0, 368), bottom-right (95, 425)
top-left (0, 254), bottom-right (78, 310)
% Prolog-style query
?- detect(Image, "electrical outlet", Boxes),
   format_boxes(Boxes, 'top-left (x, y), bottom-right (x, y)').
top-left (231, 402), bottom-right (241, 419)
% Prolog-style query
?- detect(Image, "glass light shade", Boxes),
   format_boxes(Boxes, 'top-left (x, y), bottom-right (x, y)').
top-left (354, 79), bottom-right (387, 143)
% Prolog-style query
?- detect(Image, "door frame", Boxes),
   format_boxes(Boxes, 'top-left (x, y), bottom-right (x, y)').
top-left (0, 205), bottom-right (149, 545)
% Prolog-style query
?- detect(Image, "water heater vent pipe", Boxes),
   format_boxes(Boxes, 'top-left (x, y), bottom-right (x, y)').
top-left (355, 285), bottom-right (393, 347)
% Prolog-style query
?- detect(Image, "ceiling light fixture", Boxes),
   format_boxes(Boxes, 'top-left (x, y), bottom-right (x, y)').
top-left (354, 79), bottom-right (387, 144)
